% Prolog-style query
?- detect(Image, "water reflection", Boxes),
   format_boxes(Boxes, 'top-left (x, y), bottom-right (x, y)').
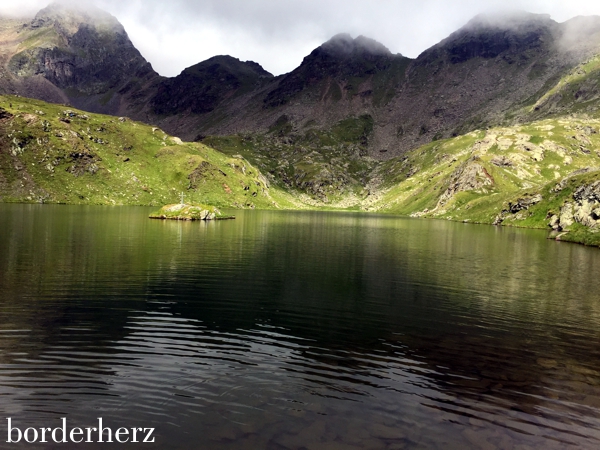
top-left (1, 205), bottom-right (600, 448)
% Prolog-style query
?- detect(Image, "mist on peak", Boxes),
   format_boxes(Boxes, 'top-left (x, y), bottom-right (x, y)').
top-left (321, 33), bottom-right (392, 57)
top-left (32, 1), bottom-right (125, 35)
top-left (463, 10), bottom-right (556, 32)
top-left (558, 15), bottom-right (600, 51)
top-left (415, 10), bottom-right (560, 65)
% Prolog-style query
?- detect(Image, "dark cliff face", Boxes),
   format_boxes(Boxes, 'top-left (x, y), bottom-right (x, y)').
top-left (150, 56), bottom-right (273, 115)
top-left (9, 26), bottom-right (155, 93)
top-left (5, 2), bottom-right (158, 112)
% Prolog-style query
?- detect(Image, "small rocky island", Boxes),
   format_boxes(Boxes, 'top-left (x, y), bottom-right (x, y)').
top-left (149, 204), bottom-right (235, 221)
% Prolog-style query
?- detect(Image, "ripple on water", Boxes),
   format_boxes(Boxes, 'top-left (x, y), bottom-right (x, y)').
top-left (1, 206), bottom-right (600, 448)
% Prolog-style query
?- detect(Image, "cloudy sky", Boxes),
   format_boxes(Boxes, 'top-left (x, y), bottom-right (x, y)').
top-left (1, 0), bottom-right (600, 77)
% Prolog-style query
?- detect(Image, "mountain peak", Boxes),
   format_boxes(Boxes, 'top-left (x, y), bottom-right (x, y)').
top-left (4, 1), bottom-right (156, 114)
top-left (151, 55), bottom-right (273, 116)
top-left (558, 15), bottom-right (600, 50)
top-left (186, 55), bottom-right (273, 78)
top-left (31, 1), bottom-right (125, 34)
top-left (418, 10), bottom-right (558, 64)
top-left (322, 34), bottom-right (392, 57)
top-left (464, 10), bottom-right (555, 31)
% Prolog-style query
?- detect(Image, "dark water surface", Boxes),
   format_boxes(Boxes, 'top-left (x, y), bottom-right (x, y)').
top-left (1, 204), bottom-right (600, 449)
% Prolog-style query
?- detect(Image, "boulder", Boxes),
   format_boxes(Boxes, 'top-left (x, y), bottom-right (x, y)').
top-left (548, 181), bottom-right (600, 230)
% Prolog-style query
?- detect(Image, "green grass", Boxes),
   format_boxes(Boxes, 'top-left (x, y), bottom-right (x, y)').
top-left (331, 115), bottom-right (373, 144)
top-left (527, 55), bottom-right (600, 115)
top-left (555, 223), bottom-right (600, 247)
top-left (0, 95), bottom-right (297, 210)
top-left (17, 27), bottom-right (62, 51)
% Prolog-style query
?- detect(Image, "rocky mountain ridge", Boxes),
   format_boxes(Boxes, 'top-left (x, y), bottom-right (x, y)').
top-left (4, 5), bottom-right (600, 158)
top-left (148, 11), bottom-right (600, 157)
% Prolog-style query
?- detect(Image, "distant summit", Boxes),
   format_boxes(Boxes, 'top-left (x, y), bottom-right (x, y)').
top-left (463, 10), bottom-right (554, 31)
top-left (418, 11), bottom-right (559, 64)
top-left (263, 34), bottom-right (407, 107)
top-left (321, 34), bottom-right (393, 57)
top-left (183, 56), bottom-right (273, 79)
top-left (151, 56), bottom-right (273, 116)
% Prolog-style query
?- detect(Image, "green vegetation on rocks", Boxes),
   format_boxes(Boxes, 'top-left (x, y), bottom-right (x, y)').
top-left (370, 116), bottom-right (600, 247)
top-left (205, 113), bottom-right (600, 247)
top-left (149, 203), bottom-right (234, 221)
top-left (204, 115), bottom-right (377, 208)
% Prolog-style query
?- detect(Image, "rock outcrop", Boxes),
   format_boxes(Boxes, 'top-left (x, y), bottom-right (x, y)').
top-left (549, 181), bottom-right (600, 230)
top-left (438, 161), bottom-right (494, 207)
top-left (493, 194), bottom-right (543, 225)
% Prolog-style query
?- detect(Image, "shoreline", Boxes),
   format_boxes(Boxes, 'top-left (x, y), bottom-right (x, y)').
top-left (2, 200), bottom-right (598, 248)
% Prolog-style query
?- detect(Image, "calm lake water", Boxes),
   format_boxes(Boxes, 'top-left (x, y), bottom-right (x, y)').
top-left (1, 204), bottom-right (600, 449)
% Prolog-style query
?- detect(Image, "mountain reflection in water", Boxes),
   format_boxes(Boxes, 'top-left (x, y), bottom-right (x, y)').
top-left (1, 204), bottom-right (600, 449)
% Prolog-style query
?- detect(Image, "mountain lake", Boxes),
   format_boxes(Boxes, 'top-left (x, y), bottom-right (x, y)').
top-left (1, 204), bottom-right (600, 449)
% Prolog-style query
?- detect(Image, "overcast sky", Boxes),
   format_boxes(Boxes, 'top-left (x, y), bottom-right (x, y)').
top-left (1, 0), bottom-right (600, 77)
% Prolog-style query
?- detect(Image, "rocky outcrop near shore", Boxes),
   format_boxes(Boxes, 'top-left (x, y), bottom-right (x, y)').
top-left (549, 181), bottom-right (600, 231)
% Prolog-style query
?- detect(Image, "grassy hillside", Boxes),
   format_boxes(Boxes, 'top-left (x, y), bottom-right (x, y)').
top-left (0, 95), bottom-right (298, 209)
top-left (202, 108), bottom-right (600, 247)
top-left (372, 116), bottom-right (600, 246)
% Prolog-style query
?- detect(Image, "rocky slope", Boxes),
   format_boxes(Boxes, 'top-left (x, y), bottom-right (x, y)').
top-left (204, 113), bottom-right (378, 207)
top-left (151, 56), bottom-right (273, 118)
top-left (145, 32), bottom-right (413, 147)
top-left (369, 114), bottom-right (600, 246)
top-left (147, 55), bottom-right (275, 140)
